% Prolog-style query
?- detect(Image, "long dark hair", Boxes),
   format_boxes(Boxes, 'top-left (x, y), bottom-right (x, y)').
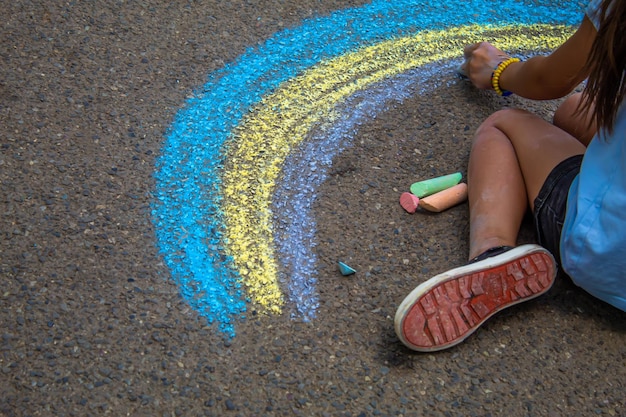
top-left (580, 0), bottom-right (626, 135)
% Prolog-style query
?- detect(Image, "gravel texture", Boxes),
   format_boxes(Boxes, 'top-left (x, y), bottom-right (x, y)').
top-left (1, 1), bottom-right (625, 416)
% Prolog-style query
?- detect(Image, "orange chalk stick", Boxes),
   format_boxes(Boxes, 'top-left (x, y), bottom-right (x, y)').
top-left (418, 183), bottom-right (468, 213)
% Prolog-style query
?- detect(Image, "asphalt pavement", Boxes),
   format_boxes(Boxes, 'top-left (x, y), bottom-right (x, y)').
top-left (1, 1), bottom-right (624, 416)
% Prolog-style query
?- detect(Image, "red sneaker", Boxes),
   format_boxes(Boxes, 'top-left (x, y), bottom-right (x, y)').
top-left (395, 244), bottom-right (557, 352)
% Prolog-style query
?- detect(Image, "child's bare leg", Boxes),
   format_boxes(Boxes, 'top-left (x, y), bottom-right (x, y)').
top-left (467, 113), bottom-right (527, 259)
top-left (553, 92), bottom-right (596, 146)
top-left (468, 109), bottom-right (586, 260)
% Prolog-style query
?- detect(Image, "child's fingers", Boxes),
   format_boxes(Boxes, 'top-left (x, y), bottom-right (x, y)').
top-left (463, 42), bottom-right (483, 58)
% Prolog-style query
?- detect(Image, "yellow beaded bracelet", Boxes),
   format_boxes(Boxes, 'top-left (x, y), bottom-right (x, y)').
top-left (491, 57), bottom-right (520, 96)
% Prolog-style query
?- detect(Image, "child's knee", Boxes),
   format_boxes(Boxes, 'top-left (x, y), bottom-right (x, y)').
top-left (553, 93), bottom-right (581, 130)
top-left (473, 108), bottom-right (529, 142)
top-left (553, 92), bottom-right (595, 146)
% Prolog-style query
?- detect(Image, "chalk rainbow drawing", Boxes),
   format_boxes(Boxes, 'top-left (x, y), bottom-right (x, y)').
top-left (152, 0), bottom-right (582, 336)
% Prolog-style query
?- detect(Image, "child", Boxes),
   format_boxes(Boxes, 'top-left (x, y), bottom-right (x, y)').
top-left (395, 0), bottom-right (626, 352)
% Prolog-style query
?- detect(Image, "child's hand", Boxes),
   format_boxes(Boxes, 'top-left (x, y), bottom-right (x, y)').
top-left (460, 42), bottom-right (512, 90)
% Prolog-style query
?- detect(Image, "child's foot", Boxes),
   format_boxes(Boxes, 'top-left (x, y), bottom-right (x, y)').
top-left (394, 244), bottom-right (557, 352)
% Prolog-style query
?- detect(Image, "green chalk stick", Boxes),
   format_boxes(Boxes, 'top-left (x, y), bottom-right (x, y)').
top-left (410, 172), bottom-right (462, 198)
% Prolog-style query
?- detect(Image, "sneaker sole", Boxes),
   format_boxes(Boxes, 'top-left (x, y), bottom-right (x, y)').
top-left (394, 244), bottom-right (556, 352)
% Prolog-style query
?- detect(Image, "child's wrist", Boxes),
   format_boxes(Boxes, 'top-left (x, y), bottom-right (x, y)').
top-left (491, 57), bottom-right (521, 96)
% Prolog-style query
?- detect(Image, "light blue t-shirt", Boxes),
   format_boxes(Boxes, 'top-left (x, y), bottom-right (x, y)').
top-left (560, 0), bottom-right (626, 311)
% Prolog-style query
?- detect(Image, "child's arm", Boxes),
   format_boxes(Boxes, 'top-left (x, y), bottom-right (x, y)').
top-left (462, 15), bottom-right (597, 100)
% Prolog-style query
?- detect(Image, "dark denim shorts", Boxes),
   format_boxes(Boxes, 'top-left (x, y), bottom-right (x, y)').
top-left (533, 154), bottom-right (583, 267)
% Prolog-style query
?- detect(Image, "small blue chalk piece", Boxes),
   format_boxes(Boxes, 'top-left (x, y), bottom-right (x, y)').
top-left (338, 261), bottom-right (356, 276)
